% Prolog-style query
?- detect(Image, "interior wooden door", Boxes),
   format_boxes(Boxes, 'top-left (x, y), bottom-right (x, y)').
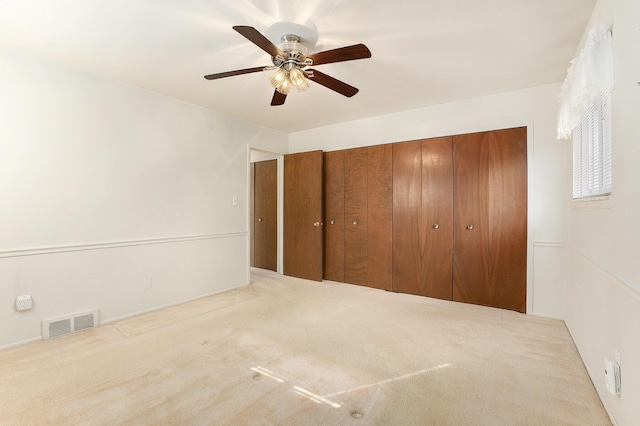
top-left (284, 150), bottom-right (324, 281)
top-left (253, 159), bottom-right (277, 271)
top-left (421, 137), bottom-right (454, 299)
top-left (344, 147), bottom-right (368, 286)
top-left (392, 140), bottom-right (422, 295)
top-left (453, 127), bottom-right (527, 313)
top-left (250, 162), bottom-right (255, 267)
top-left (323, 151), bottom-right (345, 282)
top-left (392, 137), bottom-right (453, 299)
top-left (366, 144), bottom-right (393, 290)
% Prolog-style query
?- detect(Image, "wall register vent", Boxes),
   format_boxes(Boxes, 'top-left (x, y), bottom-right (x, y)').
top-left (42, 309), bottom-right (100, 339)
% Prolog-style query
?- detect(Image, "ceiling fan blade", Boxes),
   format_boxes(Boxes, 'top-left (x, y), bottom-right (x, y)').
top-left (204, 66), bottom-right (266, 80)
top-left (233, 26), bottom-right (284, 57)
top-left (304, 44), bottom-right (371, 66)
top-left (271, 90), bottom-right (287, 106)
top-left (306, 69), bottom-right (359, 97)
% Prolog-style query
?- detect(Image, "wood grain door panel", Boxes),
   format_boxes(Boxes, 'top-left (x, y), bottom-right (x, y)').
top-left (392, 138), bottom-right (453, 298)
top-left (421, 137), bottom-right (453, 299)
top-left (284, 151), bottom-right (324, 281)
top-left (344, 148), bottom-right (368, 285)
top-left (366, 144), bottom-right (393, 290)
top-left (392, 140), bottom-right (423, 295)
top-left (254, 160), bottom-right (277, 271)
top-left (323, 151), bottom-right (345, 282)
top-left (250, 162), bottom-right (255, 267)
top-left (453, 127), bottom-right (527, 312)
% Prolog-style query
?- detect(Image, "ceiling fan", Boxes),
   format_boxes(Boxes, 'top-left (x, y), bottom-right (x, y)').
top-left (204, 26), bottom-right (372, 106)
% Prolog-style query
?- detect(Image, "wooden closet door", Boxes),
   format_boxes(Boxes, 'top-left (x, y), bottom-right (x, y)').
top-left (344, 147), bottom-right (368, 286)
top-left (393, 138), bottom-right (453, 298)
top-left (323, 151), bottom-right (345, 282)
top-left (250, 163), bottom-right (255, 267)
top-left (421, 137), bottom-right (453, 299)
top-left (367, 144), bottom-right (393, 290)
top-left (253, 160), bottom-right (277, 271)
top-left (453, 127), bottom-right (527, 312)
top-left (392, 140), bottom-right (422, 294)
top-left (284, 151), bottom-right (324, 281)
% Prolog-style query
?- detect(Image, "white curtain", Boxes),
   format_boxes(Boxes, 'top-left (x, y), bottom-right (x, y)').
top-left (557, 24), bottom-right (614, 140)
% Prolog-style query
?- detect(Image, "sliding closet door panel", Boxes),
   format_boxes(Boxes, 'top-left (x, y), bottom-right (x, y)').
top-left (453, 127), bottom-right (527, 312)
top-left (250, 163), bottom-right (255, 267)
top-left (323, 151), bottom-right (345, 282)
top-left (254, 160), bottom-right (278, 271)
top-left (344, 147), bottom-right (368, 286)
top-left (284, 150), bottom-right (324, 281)
top-left (421, 137), bottom-right (454, 299)
top-left (392, 140), bottom-right (423, 295)
top-left (367, 144), bottom-right (393, 290)
top-left (393, 138), bottom-right (453, 298)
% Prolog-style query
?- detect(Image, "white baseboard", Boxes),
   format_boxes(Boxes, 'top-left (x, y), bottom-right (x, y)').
top-left (0, 336), bottom-right (42, 352)
top-left (101, 282), bottom-right (249, 326)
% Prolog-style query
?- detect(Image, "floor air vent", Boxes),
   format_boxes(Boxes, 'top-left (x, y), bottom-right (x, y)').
top-left (42, 309), bottom-right (100, 339)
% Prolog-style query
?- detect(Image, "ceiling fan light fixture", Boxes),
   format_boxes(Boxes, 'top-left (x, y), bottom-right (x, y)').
top-left (289, 68), bottom-right (309, 92)
top-left (269, 68), bottom-right (290, 94)
top-left (277, 78), bottom-right (290, 95)
top-left (269, 69), bottom-right (291, 95)
top-left (269, 68), bottom-right (287, 85)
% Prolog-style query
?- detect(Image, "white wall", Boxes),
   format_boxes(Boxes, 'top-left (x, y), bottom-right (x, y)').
top-left (564, 0), bottom-right (640, 424)
top-left (290, 83), bottom-right (569, 318)
top-left (0, 47), bottom-right (288, 349)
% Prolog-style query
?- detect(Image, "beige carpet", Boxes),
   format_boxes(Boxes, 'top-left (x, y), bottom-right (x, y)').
top-left (0, 269), bottom-right (610, 425)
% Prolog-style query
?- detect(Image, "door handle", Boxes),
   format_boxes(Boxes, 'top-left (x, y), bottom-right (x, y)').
top-left (433, 223), bottom-right (440, 229)
top-left (352, 220), bottom-right (358, 225)
top-left (330, 220), bottom-right (335, 225)
top-left (258, 218), bottom-right (263, 222)
top-left (313, 222), bottom-right (320, 227)
top-left (466, 224), bottom-right (474, 230)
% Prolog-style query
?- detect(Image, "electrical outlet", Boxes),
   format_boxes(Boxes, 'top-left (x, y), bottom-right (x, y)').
top-left (604, 357), bottom-right (622, 395)
top-left (16, 295), bottom-right (33, 311)
top-left (144, 277), bottom-right (152, 289)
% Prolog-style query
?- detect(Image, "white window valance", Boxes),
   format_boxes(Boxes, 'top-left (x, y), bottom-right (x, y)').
top-left (557, 24), bottom-right (613, 140)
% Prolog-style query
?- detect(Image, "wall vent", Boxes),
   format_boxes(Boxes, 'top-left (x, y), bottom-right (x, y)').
top-left (48, 318), bottom-right (71, 338)
top-left (42, 309), bottom-right (100, 339)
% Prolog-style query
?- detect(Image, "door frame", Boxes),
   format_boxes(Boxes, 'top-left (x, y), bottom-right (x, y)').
top-left (248, 147), bottom-right (285, 276)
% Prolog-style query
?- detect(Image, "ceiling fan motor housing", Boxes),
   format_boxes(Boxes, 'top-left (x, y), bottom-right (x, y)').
top-left (273, 34), bottom-right (311, 70)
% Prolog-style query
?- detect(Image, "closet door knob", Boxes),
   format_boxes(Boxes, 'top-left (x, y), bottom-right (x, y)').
top-left (466, 224), bottom-right (474, 230)
top-left (313, 222), bottom-right (320, 227)
top-left (433, 223), bottom-right (440, 229)
top-left (352, 220), bottom-right (358, 225)
top-left (330, 220), bottom-right (335, 225)
top-left (258, 218), bottom-right (263, 222)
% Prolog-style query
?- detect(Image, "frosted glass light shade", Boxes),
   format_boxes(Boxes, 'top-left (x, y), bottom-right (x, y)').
top-left (269, 69), bottom-right (290, 95)
top-left (289, 68), bottom-right (309, 92)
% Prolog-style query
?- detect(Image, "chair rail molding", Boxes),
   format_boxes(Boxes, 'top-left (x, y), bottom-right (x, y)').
top-left (0, 231), bottom-right (248, 259)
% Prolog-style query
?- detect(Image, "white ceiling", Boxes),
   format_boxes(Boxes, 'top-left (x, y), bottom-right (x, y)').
top-left (0, 0), bottom-right (595, 133)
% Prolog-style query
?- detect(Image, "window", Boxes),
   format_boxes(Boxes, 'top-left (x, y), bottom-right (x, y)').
top-left (557, 24), bottom-right (614, 201)
top-left (572, 90), bottom-right (612, 199)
